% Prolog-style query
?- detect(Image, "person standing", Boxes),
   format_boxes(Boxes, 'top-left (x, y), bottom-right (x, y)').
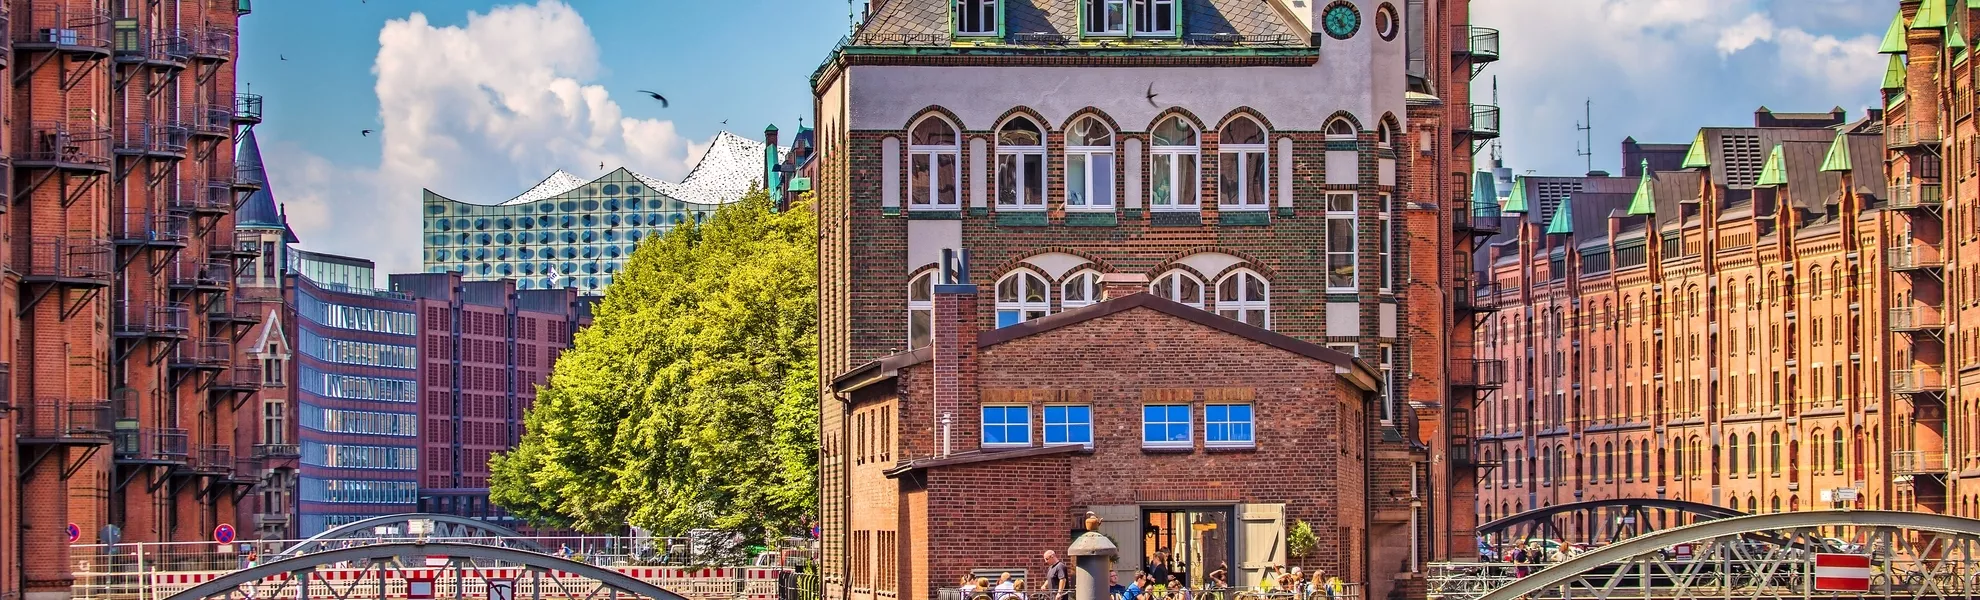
top-left (1043, 550), bottom-right (1069, 600)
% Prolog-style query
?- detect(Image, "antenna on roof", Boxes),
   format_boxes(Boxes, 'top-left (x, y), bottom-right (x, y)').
top-left (1574, 98), bottom-right (1594, 174)
top-left (1489, 77), bottom-right (1503, 163)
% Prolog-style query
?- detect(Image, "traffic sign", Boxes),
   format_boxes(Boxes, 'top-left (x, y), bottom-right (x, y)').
top-left (489, 578), bottom-right (515, 600)
top-left (1815, 553), bottom-right (1872, 592)
top-left (65, 523), bottom-right (80, 543)
top-left (1836, 488), bottom-right (1860, 502)
top-left (213, 523), bottom-right (236, 545)
top-left (425, 555), bottom-right (450, 567)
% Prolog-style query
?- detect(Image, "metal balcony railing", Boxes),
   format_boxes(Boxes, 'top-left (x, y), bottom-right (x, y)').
top-left (11, 6), bottom-right (111, 52)
top-left (1889, 307), bottom-right (1944, 331)
top-left (1457, 282), bottom-right (1503, 313)
top-left (253, 443), bottom-right (300, 459)
top-left (191, 26), bottom-right (232, 61)
top-left (185, 103), bottom-right (234, 138)
top-left (194, 445), bottom-right (233, 473)
top-left (1888, 244), bottom-right (1944, 271)
top-left (1892, 450), bottom-right (1948, 476)
top-left (1453, 201), bottom-right (1501, 235)
top-left (213, 362), bottom-right (263, 392)
top-left (1888, 124), bottom-right (1943, 149)
top-left (1453, 358), bottom-right (1507, 389)
top-left (20, 236), bottom-right (112, 283)
top-left (112, 210), bottom-right (190, 248)
top-left (167, 259), bottom-right (232, 290)
top-left (17, 399), bottom-right (114, 441)
top-left (170, 338), bottom-right (231, 369)
top-left (113, 122), bottom-right (190, 157)
top-left (1888, 182), bottom-right (1943, 210)
top-left (1454, 25), bottom-right (1500, 62)
top-left (1891, 368), bottom-right (1947, 394)
top-left (112, 301), bottom-right (190, 339)
top-left (1468, 105), bottom-right (1501, 139)
top-left (16, 121), bottom-right (112, 169)
top-left (234, 93), bottom-right (263, 125)
top-left (114, 428), bottom-right (189, 463)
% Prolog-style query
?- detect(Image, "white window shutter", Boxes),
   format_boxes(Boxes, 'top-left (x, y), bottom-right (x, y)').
top-left (883, 137), bottom-right (902, 209)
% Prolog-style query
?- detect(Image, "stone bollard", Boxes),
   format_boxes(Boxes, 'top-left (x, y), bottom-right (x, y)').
top-left (1068, 527), bottom-right (1118, 600)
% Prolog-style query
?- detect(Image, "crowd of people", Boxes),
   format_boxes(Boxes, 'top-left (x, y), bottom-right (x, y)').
top-left (955, 551), bottom-right (1349, 600)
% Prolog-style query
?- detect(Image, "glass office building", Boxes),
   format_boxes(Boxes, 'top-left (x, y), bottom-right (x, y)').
top-left (422, 131), bottom-right (781, 294)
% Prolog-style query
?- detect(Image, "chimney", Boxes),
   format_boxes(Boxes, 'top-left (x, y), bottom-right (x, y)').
top-left (1099, 272), bottom-right (1150, 301)
top-left (764, 123), bottom-right (780, 148)
top-left (931, 248), bottom-right (979, 457)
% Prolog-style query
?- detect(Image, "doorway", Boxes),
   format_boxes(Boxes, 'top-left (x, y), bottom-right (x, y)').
top-left (1141, 507), bottom-right (1234, 588)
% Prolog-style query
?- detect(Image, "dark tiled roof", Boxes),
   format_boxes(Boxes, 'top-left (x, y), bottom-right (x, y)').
top-left (855, 0), bottom-right (1299, 45)
top-left (1567, 192), bottom-right (1634, 245)
top-left (1701, 127), bottom-right (1839, 188)
top-left (1649, 170), bottom-right (1704, 231)
top-left (234, 129), bottom-right (284, 230)
top-left (1777, 140), bottom-right (1837, 213)
top-left (1845, 133), bottom-right (1884, 203)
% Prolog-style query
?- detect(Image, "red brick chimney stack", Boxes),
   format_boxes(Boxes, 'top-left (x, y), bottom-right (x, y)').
top-left (931, 248), bottom-right (979, 457)
top-left (1099, 272), bottom-right (1150, 301)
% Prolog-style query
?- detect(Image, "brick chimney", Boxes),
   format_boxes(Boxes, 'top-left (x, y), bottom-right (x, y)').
top-left (931, 248), bottom-right (979, 457)
top-left (1099, 272), bottom-right (1150, 301)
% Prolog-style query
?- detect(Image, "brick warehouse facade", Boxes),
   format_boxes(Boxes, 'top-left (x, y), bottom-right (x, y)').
top-left (1468, 0), bottom-right (1980, 539)
top-left (812, 1), bottom-right (1492, 600)
top-left (3, 1), bottom-right (257, 599)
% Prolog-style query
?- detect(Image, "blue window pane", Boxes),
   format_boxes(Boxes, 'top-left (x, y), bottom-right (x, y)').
top-left (583, 200), bottom-right (600, 211)
top-left (602, 184), bottom-right (620, 196)
top-left (627, 186), bottom-right (642, 196)
top-left (583, 215), bottom-right (597, 227)
top-left (519, 248), bottom-right (535, 259)
top-left (996, 310), bottom-right (1021, 329)
top-left (497, 233), bottom-right (512, 244)
top-left (497, 218), bottom-right (513, 229)
top-left (474, 218), bottom-right (488, 230)
top-left (607, 214), bottom-right (621, 227)
top-left (520, 219), bottom-right (534, 230)
top-left (625, 213), bottom-right (641, 226)
top-left (586, 277), bottom-right (599, 288)
top-left (436, 220), bottom-right (451, 231)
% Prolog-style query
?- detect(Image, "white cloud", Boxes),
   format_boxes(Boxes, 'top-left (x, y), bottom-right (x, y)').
top-left (1475, 0), bottom-right (1884, 175)
top-left (267, 0), bottom-right (701, 278)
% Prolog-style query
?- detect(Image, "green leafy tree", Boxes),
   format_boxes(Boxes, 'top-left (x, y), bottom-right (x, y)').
top-left (1288, 520), bottom-right (1318, 559)
top-left (490, 191), bottom-right (818, 539)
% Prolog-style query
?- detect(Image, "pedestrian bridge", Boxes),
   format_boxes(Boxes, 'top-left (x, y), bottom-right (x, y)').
top-left (1429, 510), bottom-right (1980, 600)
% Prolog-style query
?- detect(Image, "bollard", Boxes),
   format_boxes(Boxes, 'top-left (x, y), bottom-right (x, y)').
top-left (1068, 513), bottom-right (1118, 600)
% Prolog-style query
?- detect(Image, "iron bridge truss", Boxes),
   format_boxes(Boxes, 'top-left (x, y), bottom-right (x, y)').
top-left (167, 542), bottom-right (689, 600)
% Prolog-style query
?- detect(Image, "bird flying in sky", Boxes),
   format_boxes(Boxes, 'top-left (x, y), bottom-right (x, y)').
top-left (360, 130), bottom-right (371, 136)
top-left (637, 90), bottom-right (669, 108)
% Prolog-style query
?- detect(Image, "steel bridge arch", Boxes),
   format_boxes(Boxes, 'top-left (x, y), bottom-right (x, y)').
top-left (1474, 510), bottom-right (1980, 600)
top-left (277, 513), bottom-right (547, 557)
top-left (1480, 498), bottom-right (1745, 543)
top-left (168, 542), bottom-right (689, 600)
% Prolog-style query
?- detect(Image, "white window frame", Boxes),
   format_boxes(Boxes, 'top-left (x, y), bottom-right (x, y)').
top-left (1043, 404), bottom-right (1093, 447)
top-left (1062, 269), bottom-right (1101, 310)
top-left (1217, 117), bottom-right (1270, 210)
top-left (1377, 121), bottom-right (1395, 149)
top-left (263, 397), bottom-right (286, 445)
top-left (907, 116), bottom-right (962, 210)
top-left (1083, 0), bottom-right (1127, 35)
top-left (1141, 404), bottom-right (1192, 449)
top-left (1379, 192), bottom-right (1394, 293)
top-left (908, 271), bottom-right (934, 349)
top-left (1204, 403), bottom-right (1255, 448)
top-left (1326, 192), bottom-right (1359, 293)
top-left (1131, 0), bottom-right (1175, 36)
top-left (1378, 344), bottom-right (1396, 424)
top-left (1065, 117), bottom-right (1116, 210)
top-left (980, 405), bottom-right (1031, 448)
top-left (1215, 269), bottom-right (1269, 328)
top-left (1150, 270), bottom-right (1204, 309)
top-left (955, 0), bottom-right (999, 36)
top-left (996, 116), bottom-right (1047, 211)
top-left (994, 270), bottom-right (1051, 328)
top-left (1149, 117), bottom-right (1200, 212)
top-left (1325, 118), bottom-right (1357, 141)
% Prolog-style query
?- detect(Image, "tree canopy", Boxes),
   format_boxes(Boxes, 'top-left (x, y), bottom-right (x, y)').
top-left (490, 191), bottom-right (817, 538)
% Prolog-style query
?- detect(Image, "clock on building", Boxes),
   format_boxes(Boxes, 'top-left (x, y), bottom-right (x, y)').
top-left (1322, 1), bottom-right (1361, 40)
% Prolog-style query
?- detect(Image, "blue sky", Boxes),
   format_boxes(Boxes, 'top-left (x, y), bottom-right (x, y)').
top-left (242, 0), bottom-right (1889, 276)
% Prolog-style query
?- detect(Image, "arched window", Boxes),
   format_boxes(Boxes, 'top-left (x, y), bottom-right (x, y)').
top-left (1623, 440), bottom-right (1635, 481)
top-left (1770, 495), bottom-right (1782, 513)
top-left (1376, 119), bottom-right (1396, 148)
top-left (1150, 116), bottom-right (1200, 210)
top-left (1832, 427), bottom-right (1845, 474)
top-left (1811, 430), bottom-right (1825, 474)
top-left (1325, 117), bottom-right (1356, 139)
top-left (1065, 116), bottom-right (1115, 209)
top-left (908, 271), bottom-right (934, 349)
top-left (1770, 431), bottom-right (1783, 475)
top-left (908, 116), bottom-right (961, 208)
top-left (1217, 116), bottom-right (1269, 209)
top-left (1604, 442), bottom-right (1616, 483)
top-left (1062, 270), bottom-right (1102, 310)
top-left (1151, 271), bottom-right (1204, 308)
top-left (996, 116), bottom-right (1046, 209)
top-left (1215, 270), bottom-right (1269, 327)
top-left (1640, 439), bottom-right (1651, 479)
top-left (1746, 495), bottom-right (1757, 514)
top-left (1541, 452), bottom-right (1553, 486)
top-left (1513, 448), bottom-right (1524, 485)
top-left (994, 270), bottom-right (1050, 328)
top-left (1746, 432), bottom-right (1758, 476)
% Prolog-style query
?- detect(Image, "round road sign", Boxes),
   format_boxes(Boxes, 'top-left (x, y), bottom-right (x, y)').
top-left (214, 523), bottom-right (236, 545)
top-left (65, 523), bottom-right (80, 543)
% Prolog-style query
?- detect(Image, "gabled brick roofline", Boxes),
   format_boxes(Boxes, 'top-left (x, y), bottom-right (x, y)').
top-left (831, 292), bottom-right (1378, 395)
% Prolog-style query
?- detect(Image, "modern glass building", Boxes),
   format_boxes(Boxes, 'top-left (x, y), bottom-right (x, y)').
top-left (422, 131), bottom-right (782, 294)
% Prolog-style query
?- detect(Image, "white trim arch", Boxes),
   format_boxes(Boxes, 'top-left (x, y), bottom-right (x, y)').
top-left (907, 114), bottom-right (962, 209)
top-left (1214, 268), bottom-right (1269, 328)
top-left (994, 269), bottom-right (1051, 328)
top-left (1150, 270), bottom-right (1205, 309)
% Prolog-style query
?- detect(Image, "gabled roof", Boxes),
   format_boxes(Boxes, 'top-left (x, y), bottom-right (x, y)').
top-left (1682, 131), bottom-right (1709, 168)
top-left (1756, 145), bottom-right (1787, 187)
top-left (1881, 11), bottom-right (1910, 53)
top-left (1545, 194), bottom-right (1574, 235)
top-left (1501, 175), bottom-right (1530, 213)
top-left (233, 129), bottom-right (285, 230)
top-left (1884, 54), bottom-right (1908, 89)
top-left (1627, 161), bottom-right (1657, 216)
top-left (1472, 171), bottom-right (1501, 218)
top-left (1820, 131), bottom-right (1852, 172)
top-left (484, 131), bottom-right (787, 208)
top-left (1914, 0), bottom-right (1947, 30)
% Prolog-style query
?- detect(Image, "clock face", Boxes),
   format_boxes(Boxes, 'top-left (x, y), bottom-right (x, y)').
top-left (1323, 2), bottom-right (1361, 40)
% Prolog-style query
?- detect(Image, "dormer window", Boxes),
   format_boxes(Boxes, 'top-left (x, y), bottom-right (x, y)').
top-left (1083, 0), bottom-right (1127, 35)
top-left (1133, 0), bottom-right (1176, 36)
top-left (955, 0), bottom-right (1000, 36)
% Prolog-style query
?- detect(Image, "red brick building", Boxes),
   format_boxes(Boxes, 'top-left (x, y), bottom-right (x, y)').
top-left (5, 1), bottom-right (256, 598)
top-left (812, 0), bottom-right (1492, 598)
top-left (830, 270), bottom-right (1379, 600)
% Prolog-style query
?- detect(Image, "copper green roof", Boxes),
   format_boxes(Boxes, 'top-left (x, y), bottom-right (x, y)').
top-left (1950, 20), bottom-right (1968, 49)
top-left (1881, 11), bottom-right (1909, 53)
top-left (1472, 171), bottom-right (1501, 217)
top-left (1915, 0), bottom-right (1947, 29)
top-left (1884, 54), bottom-right (1908, 89)
top-left (1756, 145), bottom-right (1787, 187)
top-left (1682, 130), bottom-right (1709, 169)
top-left (1502, 176), bottom-right (1529, 214)
top-left (1627, 161), bottom-right (1656, 216)
top-left (1820, 131), bottom-right (1852, 172)
top-left (1545, 196), bottom-right (1573, 235)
